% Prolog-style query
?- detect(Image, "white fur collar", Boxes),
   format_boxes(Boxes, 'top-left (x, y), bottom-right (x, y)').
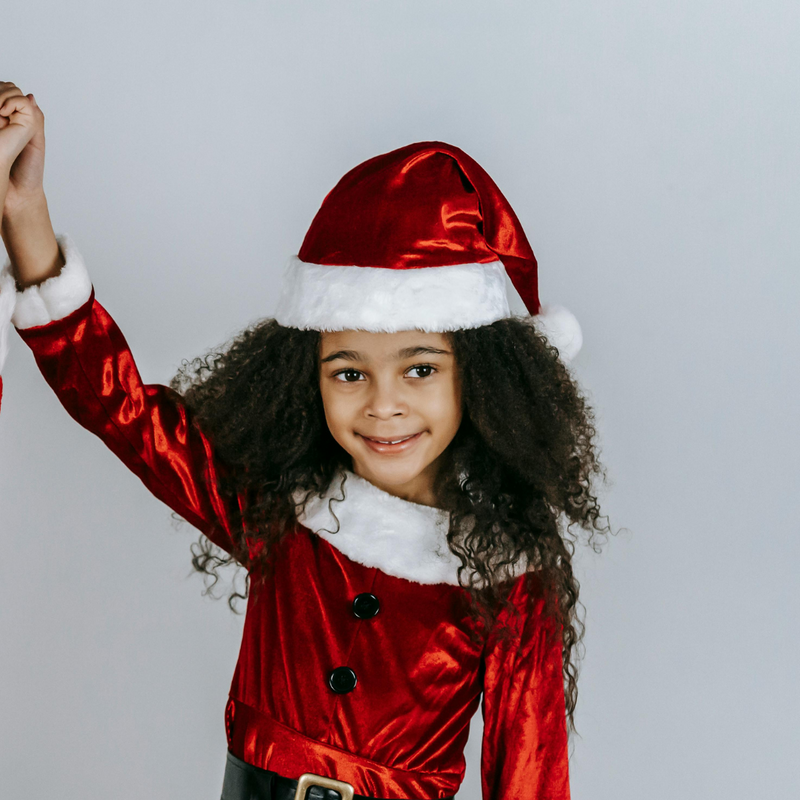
top-left (293, 469), bottom-right (528, 586)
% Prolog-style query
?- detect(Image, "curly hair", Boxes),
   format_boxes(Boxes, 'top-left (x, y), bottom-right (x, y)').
top-left (169, 316), bottom-right (611, 734)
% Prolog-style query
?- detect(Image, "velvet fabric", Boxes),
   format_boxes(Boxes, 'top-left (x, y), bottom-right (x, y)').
top-left (298, 142), bottom-right (542, 317)
top-left (16, 293), bottom-right (570, 800)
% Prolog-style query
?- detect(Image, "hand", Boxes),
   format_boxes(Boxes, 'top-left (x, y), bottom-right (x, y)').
top-left (0, 82), bottom-right (46, 215)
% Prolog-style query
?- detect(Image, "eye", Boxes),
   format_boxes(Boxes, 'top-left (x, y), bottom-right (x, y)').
top-left (406, 364), bottom-right (436, 379)
top-left (332, 368), bottom-right (365, 383)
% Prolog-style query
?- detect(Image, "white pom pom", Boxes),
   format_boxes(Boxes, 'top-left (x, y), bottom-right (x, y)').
top-left (533, 303), bottom-right (582, 363)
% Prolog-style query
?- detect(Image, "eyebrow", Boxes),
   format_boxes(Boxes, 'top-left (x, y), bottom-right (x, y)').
top-left (320, 345), bottom-right (452, 364)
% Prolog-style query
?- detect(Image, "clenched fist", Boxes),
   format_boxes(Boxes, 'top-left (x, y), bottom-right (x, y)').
top-left (0, 82), bottom-right (46, 214)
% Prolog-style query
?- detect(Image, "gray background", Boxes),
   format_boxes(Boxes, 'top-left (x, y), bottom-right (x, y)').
top-left (1, 1), bottom-right (798, 798)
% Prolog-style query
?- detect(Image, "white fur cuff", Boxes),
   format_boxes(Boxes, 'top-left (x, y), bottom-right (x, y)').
top-left (8, 233), bottom-right (93, 330)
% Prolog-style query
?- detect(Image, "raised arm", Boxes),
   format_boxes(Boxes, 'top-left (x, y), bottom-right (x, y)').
top-left (480, 574), bottom-right (571, 800)
top-left (1, 81), bottom-right (65, 410)
top-left (0, 83), bottom-right (242, 556)
top-left (3, 234), bottom-right (242, 556)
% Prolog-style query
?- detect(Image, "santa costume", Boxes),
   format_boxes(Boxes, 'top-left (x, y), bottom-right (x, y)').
top-left (5, 142), bottom-right (581, 800)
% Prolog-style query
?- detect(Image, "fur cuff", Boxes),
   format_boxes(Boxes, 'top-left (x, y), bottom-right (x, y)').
top-left (8, 233), bottom-right (93, 330)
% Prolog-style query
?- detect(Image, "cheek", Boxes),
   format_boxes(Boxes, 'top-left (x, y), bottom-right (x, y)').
top-left (320, 385), bottom-right (354, 441)
top-left (427, 380), bottom-right (463, 435)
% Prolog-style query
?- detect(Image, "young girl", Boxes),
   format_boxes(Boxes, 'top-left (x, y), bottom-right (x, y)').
top-left (1, 81), bottom-right (609, 800)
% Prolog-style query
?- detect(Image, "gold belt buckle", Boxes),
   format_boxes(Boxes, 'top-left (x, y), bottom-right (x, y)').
top-left (293, 772), bottom-right (355, 800)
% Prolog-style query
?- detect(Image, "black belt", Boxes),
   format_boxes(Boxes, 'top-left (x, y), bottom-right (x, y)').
top-left (221, 750), bottom-right (455, 800)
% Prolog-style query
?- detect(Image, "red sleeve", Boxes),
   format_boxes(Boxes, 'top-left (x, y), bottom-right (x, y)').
top-left (480, 574), bottom-right (571, 800)
top-left (16, 290), bottom-right (241, 556)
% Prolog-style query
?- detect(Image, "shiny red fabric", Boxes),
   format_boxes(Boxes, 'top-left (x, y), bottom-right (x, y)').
top-left (17, 293), bottom-right (570, 800)
top-left (299, 142), bottom-right (542, 316)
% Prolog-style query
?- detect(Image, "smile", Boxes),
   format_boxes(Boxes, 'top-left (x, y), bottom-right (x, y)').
top-left (364, 434), bottom-right (417, 444)
top-left (358, 431), bottom-right (424, 453)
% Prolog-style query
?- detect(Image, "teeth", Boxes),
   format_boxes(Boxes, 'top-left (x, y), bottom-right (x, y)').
top-left (371, 435), bottom-right (414, 444)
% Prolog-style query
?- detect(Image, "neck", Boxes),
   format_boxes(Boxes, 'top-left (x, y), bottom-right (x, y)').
top-left (350, 458), bottom-right (442, 508)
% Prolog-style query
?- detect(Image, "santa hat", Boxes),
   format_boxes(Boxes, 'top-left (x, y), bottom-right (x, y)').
top-left (274, 141), bottom-right (582, 362)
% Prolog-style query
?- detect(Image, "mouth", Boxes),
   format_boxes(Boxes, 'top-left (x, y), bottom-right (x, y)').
top-left (357, 431), bottom-right (424, 454)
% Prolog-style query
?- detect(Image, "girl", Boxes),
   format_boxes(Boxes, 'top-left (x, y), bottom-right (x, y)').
top-left (1, 80), bottom-right (610, 800)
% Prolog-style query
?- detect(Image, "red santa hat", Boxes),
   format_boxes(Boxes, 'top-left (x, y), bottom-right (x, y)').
top-left (274, 141), bottom-right (582, 362)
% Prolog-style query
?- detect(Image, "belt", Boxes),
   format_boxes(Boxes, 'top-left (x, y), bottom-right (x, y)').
top-left (221, 751), bottom-right (456, 800)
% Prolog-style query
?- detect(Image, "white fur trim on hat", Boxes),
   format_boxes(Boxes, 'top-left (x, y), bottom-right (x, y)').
top-left (534, 303), bottom-right (583, 363)
top-left (274, 257), bottom-right (511, 333)
top-left (9, 233), bottom-right (92, 330)
top-left (274, 256), bottom-right (582, 361)
top-left (293, 469), bottom-right (529, 586)
top-left (0, 260), bottom-right (16, 374)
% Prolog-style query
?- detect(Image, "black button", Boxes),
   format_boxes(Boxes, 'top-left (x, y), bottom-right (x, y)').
top-left (352, 592), bottom-right (380, 619)
top-left (328, 666), bottom-right (358, 694)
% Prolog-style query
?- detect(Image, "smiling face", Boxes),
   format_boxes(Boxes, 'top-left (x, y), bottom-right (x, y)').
top-left (319, 329), bottom-right (463, 506)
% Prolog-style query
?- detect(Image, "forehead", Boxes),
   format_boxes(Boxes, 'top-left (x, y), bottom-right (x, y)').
top-left (319, 329), bottom-right (452, 360)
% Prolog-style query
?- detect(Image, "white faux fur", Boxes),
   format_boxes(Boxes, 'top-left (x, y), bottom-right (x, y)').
top-left (293, 469), bottom-right (529, 586)
top-left (274, 255), bottom-right (583, 362)
top-left (534, 303), bottom-right (583, 363)
top-left (9, 233), bottom-right (93, 330)
top-left (0, 261), bottom-right (16, 375)
top-left (274, 257), bottom-right (511, 333)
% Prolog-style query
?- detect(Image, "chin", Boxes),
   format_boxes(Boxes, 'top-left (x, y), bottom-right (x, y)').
top-left (355, 454), bottom-right (432, 488)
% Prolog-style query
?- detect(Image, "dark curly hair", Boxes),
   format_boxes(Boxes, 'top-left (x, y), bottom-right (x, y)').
top-left (169, 316), bottom-right (612, 734)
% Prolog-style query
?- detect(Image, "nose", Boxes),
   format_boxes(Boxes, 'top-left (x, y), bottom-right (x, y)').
top-left (365, 380), bottom-right (407, 421)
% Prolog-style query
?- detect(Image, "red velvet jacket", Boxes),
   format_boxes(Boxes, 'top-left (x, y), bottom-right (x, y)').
top-left (9, 234), bottom-right (571, 800)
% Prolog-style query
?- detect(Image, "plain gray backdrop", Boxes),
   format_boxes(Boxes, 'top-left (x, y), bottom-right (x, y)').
top-left (1, 1), bottom-right (798, 798)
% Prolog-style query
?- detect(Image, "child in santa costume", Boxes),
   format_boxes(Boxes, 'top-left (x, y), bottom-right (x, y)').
top-left (2, 82), bottom-right (610, 800)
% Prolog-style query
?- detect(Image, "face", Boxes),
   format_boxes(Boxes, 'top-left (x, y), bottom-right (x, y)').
top-left (319, 329), bottom-right (463, 506)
